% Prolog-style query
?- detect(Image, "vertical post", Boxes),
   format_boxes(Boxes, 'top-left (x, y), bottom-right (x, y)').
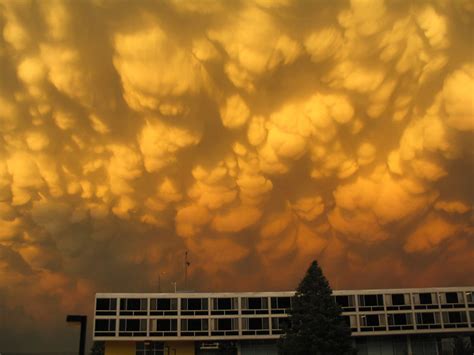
top-left (66, 315), bottom-right (87, 355)
top-left (79, 318), bottom-right (87, 355)
top-left (184, 251), bottom-right (190, 290)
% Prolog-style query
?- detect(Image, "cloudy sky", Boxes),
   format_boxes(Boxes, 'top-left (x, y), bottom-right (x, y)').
top-left (0, 0), bottom-right (473, 350)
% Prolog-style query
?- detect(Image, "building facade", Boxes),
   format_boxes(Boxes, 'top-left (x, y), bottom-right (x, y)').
top-left (93, 287), bottom-right (474, 355)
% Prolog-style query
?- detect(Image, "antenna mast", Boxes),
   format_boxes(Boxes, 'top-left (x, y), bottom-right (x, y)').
top-left (184, 250), bottom-right (190, 290)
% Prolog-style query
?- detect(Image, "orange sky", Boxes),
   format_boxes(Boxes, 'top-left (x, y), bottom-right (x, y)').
top-left (0, 0), bottom-right (473, 351)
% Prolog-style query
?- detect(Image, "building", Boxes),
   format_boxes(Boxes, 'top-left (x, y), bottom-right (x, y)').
top-left (93, 287), bottom-right (474, 355)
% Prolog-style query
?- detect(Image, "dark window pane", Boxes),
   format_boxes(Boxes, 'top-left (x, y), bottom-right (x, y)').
top-left (271, 298), bottom-right (277, 308)
top-left (449, 312), bottom-right (462, 323)
top-left (446, 293), bottom-right (458, 304)
top-left (156, 298), bottom-right (171, 310)
top-left (156, 319), bottom-right (171, 331)
top-left (249, 318), bottom-right (263, 329)
top-left (217, 298), bottom-right (232, 309)
top-left (188, 319), bottom-right (202, 331)
top-left (392, 294), bottom-right (405, 305)
top-left (96, 298), bottom-right (111, 310)
top-left (187, 299), bottom-right (202, 310)
top-left (393, 314), bottom-right (407, 325)
top-left (364, 295), bottom-right (379, 306)
top-left (421, 313), bottom-right (435, 324)
top-left (218, 318), bottom-right (232, 330)
top-left (248, 298), bottom-right (263, 309)
top-left (95, 319), bottom-right (112, 331)
top-left (419, 293), bottom-right (432, 304)
top-left (366, 315), bottom-right (380, 326)
top-left (127, 299), bottom-right (141, 310)
top-left (336, 296), bottom-right (349, 307)
top-left (278, 297), bottom-right (291, 308)
top-left (127, 319), bottom-right (140, 331)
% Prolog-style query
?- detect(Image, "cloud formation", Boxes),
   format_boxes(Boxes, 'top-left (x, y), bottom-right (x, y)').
top-left (0, 0), bottom-right (473, 350)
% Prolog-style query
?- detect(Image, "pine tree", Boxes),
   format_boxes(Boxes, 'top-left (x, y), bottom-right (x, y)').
top-left (278, 260), bottom-right (354, 355)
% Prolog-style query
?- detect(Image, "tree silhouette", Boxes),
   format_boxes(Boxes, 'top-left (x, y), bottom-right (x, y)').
top-left (278, 260), bottom-right (353, 355)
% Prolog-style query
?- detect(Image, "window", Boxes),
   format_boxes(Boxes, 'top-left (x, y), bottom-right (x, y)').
top-left (94, 319), bottom-right (116, 336)
top-left (181, 298), bottom-right (208, 315)
top-left (360, 314), bottom-right (386, 331)
top-left (149, 319), bottom-right (177, 336)
top-left (419, 293), bottom-right (432, 305)
top-left (271, 297), bottom-right (292, 314)
top-left (120, 298), bottom-right (147, 315)
top-left (211, 298), bottom-right (238, 315)
top-left (95, 298), bottom-right (117, 315)
top-left (211, 318), bottom-right (238, 336)
top-left (392, 294), bottom-right (405, 306)
top-left (414, 293), bottom-right (438, 309)
top-left (119, 319), bottom-right (147, 336)
top-left (242, 317), bottom-right (270, 334)
top-left (388, 313), bottom-right (413, 331)
top-left (359, 295), bottom-right (384, 311)
top-left (446, 292), bottom-right (459, 303)
top-left (181, 319), bottom-right (208, 336)
top-left (365, 315), bottom-right (380, 326)
top-left (391, 314), bottom-right (410, 326)
top-left (386, 294), bottom-right (410, 310)
top-left (271, 297), bottom-right (291, 309)
top-left (150, 298), bottom-right (177, 315)
top-left (335, 295), bottom-right (356, 311)
top-left (217, 318), bottom-right (232, 331)
top-left (442, 311), bottom-right (467, 327)
top-left (466, 292), bottom-right (473, 304)
top-left (136, 342), bottom-right (164, 355)
top-left (242, 297), bottom-right (269, 314)
top-left (249, 298), bottom-right (265, 309)
top-left (415, 312), bottom-right (441, 329)
top-left (271, 317), bottom-right (290, 334)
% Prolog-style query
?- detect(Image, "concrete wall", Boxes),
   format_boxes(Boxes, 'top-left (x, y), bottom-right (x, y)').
top-left (105, 341), bottom-right (135, 355)
top-left (165, 341), bottom-right (195, 355)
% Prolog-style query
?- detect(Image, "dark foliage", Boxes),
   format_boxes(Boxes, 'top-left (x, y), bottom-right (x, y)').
top-left (90, 341), bottom-right (105, 355)
top-left (278, 260), bottom-right (354, 355)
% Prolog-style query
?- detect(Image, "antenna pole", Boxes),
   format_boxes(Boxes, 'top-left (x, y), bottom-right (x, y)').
top-left (184, 251), bottom-right (190, 290)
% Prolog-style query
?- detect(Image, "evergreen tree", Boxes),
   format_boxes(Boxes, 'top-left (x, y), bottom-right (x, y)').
top-left (278, 260), bottom-right (354, 355)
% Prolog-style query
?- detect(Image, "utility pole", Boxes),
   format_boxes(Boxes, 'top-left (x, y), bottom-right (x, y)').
top-left (184, 250), bottom-right (190, 290)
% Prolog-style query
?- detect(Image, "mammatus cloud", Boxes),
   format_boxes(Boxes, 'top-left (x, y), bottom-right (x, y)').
top-left (0, 0), bottom-right (473, 350)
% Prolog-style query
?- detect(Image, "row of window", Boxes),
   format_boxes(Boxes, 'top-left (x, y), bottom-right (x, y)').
top-left (96, 297), bottom-right (293, 316)
top-left (337, 292), bottom-right (473, 312)
top-left (96, 292), bottom-right (474, 316)
top-left (94, 311), bottom-right (474, 337)
top-left (343, 311), bottom-right (473, 332)
top-left (94, 317), bottom-right (290, 337)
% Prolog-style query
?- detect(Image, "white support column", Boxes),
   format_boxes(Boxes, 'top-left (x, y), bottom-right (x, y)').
top-left (238, 297), bottom-right (243, 336)
top-left (354, 293), bottom-right (361, 333)
top-left (177, 296), bottom-right (181, 336)
top-left (115, 297), bottom-right (119, 336)
top-left (465, 291), bottom-right (472, 329)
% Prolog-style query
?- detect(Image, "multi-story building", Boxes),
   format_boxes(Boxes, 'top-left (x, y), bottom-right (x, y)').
top-left (93, 287), bottom-right (474, 355)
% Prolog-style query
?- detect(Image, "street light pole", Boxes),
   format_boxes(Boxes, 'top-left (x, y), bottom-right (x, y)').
top-left (66, 315), bottom-right (87, 355)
